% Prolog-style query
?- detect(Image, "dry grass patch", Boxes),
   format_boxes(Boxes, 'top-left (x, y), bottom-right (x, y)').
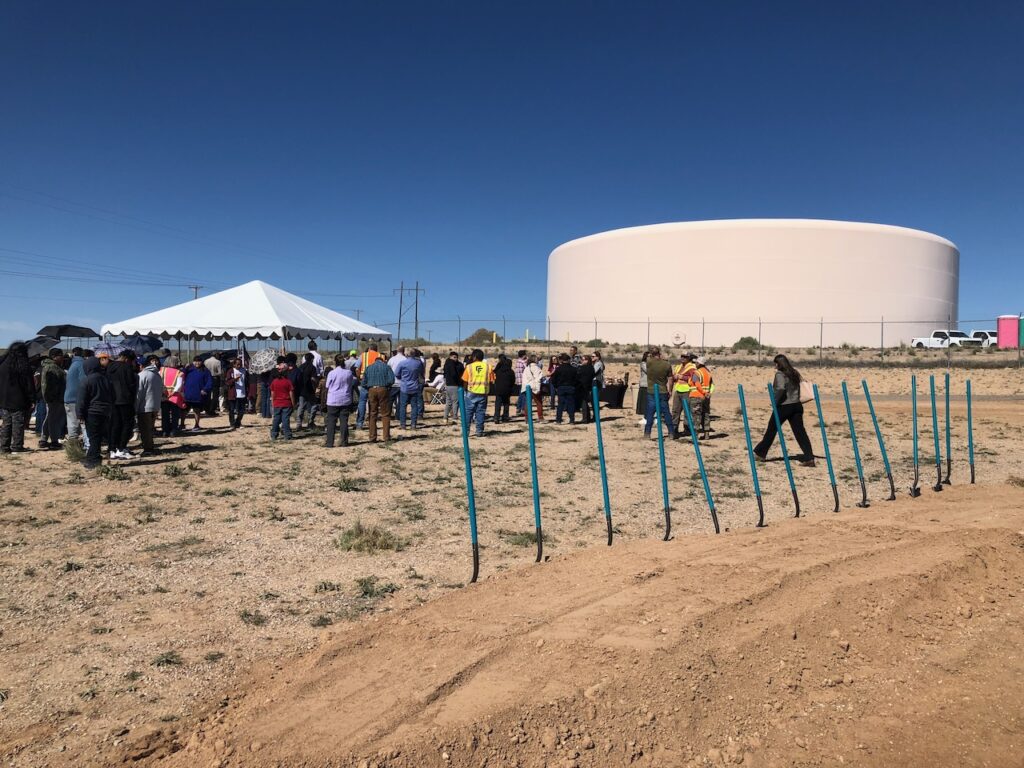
top-left (336, 520), bottom-right (404, 553)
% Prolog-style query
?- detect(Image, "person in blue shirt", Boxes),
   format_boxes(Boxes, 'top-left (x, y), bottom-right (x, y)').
top-left (63, 347), bottom-right (86, 444)
top-left (182, 357), bottom-right (213, 432)
top-left (394, 349), bottom-right (425, 431)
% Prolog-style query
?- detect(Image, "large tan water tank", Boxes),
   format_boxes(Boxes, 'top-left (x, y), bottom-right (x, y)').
top-left (545, 219), bottom-right (959, 348)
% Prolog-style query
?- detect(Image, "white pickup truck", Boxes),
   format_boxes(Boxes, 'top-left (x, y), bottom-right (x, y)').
top-left (911, 330), bottom-right (983, 349)
top-left (970, 330), bottom-right (998, 348)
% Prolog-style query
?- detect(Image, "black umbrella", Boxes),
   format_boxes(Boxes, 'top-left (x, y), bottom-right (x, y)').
top-left (121, 334), bottom-right (163, 355)
top-left (26, 336), bottom-right (61, 358)
top-left (36, 324), bottom-right (100, 339)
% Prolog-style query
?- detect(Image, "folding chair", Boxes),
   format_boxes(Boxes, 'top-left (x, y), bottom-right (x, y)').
top-left (429, 381), bottom-right (447, 406)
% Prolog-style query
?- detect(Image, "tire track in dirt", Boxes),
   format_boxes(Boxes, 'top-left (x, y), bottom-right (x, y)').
top-left (137, 484), bottom-right (1024, 768)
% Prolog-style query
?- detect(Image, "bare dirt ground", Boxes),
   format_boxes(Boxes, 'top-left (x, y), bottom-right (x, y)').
top-left (1, 362), bottom-right (1022, 767)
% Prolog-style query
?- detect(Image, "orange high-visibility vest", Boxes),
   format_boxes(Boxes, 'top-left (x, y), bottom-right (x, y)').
top-left (462, 361), bottom-right (494, 394)
top-left (688, 366), bottom-right (713, 399)
top-left (162, 367), bottom-right (185, 407)
top-left (360, 350), bottom-right (381, 372)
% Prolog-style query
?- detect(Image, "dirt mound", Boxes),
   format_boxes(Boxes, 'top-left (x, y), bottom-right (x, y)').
top-left (142, 484), bottom-right (1024, 768)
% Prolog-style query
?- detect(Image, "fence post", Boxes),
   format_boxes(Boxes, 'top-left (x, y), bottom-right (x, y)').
top-left (457, 315), bottom-right (461, 348)
top-left (947, 312), bottom-right (952, 370)
top-left (701, 317), bottom-right (705, 353)
top-left (819, 317), bottom-right (824, 366)
top-left (646, 317), bottom-right (650, 346)
top-left (546, 316), bottom-right (551, 343)
top-left (502, 315), bottom-right (506, 343)
top-left (757, 317), bottom-right (762, 364)
top-left (880, 316), bottom-right (884, 363)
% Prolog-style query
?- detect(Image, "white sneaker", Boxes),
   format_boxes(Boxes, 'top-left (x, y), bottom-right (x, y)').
top-left (120, 450), bottom-right (136, 459)
top-left (109, 451), bottom-right (118, 460)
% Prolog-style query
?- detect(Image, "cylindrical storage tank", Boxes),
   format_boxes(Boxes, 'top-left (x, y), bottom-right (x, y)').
top-left (997, 315), bottom-right (1020, 349)
top-left (546, 219), bottom-right (960, 348)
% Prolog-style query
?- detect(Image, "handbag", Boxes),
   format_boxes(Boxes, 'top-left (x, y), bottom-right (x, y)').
top-left (799, 380), bottom-right (815, 404)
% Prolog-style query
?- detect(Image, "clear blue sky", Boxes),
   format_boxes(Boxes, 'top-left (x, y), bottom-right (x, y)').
top-left (2, 1), bottom-right (1021, 345)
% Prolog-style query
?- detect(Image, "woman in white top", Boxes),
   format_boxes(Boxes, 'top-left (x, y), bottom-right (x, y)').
top-left (592, 351), bottom-right (605, 389)
top-left (520, 355), bottom-right (545, 421)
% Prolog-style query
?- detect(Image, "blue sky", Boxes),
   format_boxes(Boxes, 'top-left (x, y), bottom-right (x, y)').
top-left (1, 1), bottom-right (1022, 345)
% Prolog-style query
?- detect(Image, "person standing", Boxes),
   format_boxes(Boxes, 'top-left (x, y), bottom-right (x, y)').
top-left (428, 352), bottom-right (442, 381)
top-left (161, 356), bottom-right (186, 437)
top-left (362, 353), bottom-right (395, 442)
top-left (460, 348), bottom-right (494, 437)
top-left (76, 354), bottom-right (113, 469)
top-left (345, 349), bottom-right (360, 373)
top-left (688, 356), bottom-right (714, 439)
top-left (64, 347), bottom-right (86, 444)
top-left (513, 349), bottom-right (528, 416)
top-left (520, 354), bottom-right (544, 421)
top-left (575, 355), bottom-right (596, 424)
top-left (0, 341), bottom-right (35, 453)
top-left (354, 343), bottom-right (381, 430)
top-left (387, 345), bottom-right (407, 418)
top-left (635, 350), bottom-right (649, 416)
top-left (547, 354), bottom-right (559, 410)
top-left (203, 353), bottom-right (222, 416)
top-left (442, 350), bottom-right (464, 425)
top-left (643, 348), bottom-right (676, 439)
top-left (107, 350), bottom-right (138, 459)
top-left (754, 354), bottom-right (815, 466)
top-left (568, 346), bottom-right (582, 367)
top-left (224, 357), bottom-right (248, 429)
top-left (307, 340), bottom-right (324, 376)
top-left (296, 352), bottom-right (320, 429)
top-left (183, 357), bottom-right (213, 432)
top-left (670, 353), bottom-right (695, 431)
top-left (136, 355), bottom-right (162, 456)
top-left (269, 368), bottom-right (296, 440)
top-left (592, 351), bottom-right (606, 389)
top-left (38, 348), bottom-right (67, 450)
top-left (492, 354), bottom-right (516, 424)
top-left (550, 353), bottom-right (578, 424)
top-left (395, 349), bottom-right (425, 430)
top-left (324, 354), bottom-right (356, 447)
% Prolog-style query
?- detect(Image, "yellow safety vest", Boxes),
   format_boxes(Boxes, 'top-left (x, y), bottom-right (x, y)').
top-left (463, 361), bottom-right (493, 394)
top-left (673, 362), bottom-right (695, 393)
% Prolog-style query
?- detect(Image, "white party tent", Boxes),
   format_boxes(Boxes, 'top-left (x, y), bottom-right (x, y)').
top-left (101, 280), bottom-right (390, 341)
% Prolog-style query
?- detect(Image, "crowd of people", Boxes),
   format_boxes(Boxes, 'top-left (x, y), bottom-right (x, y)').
top-left (0, 337), bottom-right (815, 469)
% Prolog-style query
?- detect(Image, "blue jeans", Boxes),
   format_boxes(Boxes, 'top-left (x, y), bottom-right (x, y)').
top-left (259, 377), bottom-right (272, 418)
top-left (271, 406), bottom-right (293, 439)
top-left (644, 391), bottom-right (676, 437)
top-left (399, 390), bottom-right (423, 428)
top-left (356, 385), bottom-right (369, 427)
top-left (464, 393), bottom-right (487, 435)
top-left (556, 386), bottom-right (576, 423)
top-left (296, 396), bottom-right (319, 428)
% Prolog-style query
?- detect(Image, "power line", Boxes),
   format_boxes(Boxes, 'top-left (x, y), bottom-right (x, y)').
top-left (0, 186), bottom-right (283, 261)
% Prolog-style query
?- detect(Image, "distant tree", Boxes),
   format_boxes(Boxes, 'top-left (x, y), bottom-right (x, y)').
top-left (460, 328), bottom-right (502, 346)
top-left (731, 336), bottom-right (762, 351)
top-left (584, 338), bottom-right (607, 349)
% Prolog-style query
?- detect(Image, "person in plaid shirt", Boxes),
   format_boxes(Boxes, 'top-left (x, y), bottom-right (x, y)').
top-left (513, 349), bottom-right (528, 416)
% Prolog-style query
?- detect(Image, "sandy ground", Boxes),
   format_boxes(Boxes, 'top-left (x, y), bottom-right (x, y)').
top-left (0, 362), bottom-right (1022, 767)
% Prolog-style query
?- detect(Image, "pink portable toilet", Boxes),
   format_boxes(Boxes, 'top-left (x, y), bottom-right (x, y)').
top-left (997, 315), bottom-right (1020, 349)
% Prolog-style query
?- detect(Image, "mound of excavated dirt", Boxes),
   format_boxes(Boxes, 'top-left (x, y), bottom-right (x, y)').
top-left (140, 483), bottom-right (1024, 768)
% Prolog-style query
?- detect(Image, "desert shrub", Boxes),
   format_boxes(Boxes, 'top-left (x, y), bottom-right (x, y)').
top-left (731, 336), bottom-right (762, 351)
top-left (239, 609), bottom-right (268, 626)
top-left (460, 328), bottom-right (502, 346)
top-left (151, 650), bottom-right (183, 667)
top-left (497, 529), bottom-right (540, 547)
top-left (1008, 476), bottom-right (1024, 488)
top-left (64, 439), bottom-right (85, 463)
top-left (354, 575), bottom-right (399, 598)
top-left (335, 520), bottom-right (404, 553)
top-left (584, 338), bottom-right (606, 349)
